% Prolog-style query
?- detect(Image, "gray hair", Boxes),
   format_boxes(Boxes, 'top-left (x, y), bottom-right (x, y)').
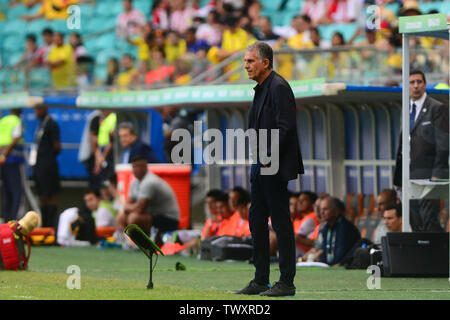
top-left (118, 121), bottom-right (137, 135)
top-left (246, 41), bottom-right (273, 70)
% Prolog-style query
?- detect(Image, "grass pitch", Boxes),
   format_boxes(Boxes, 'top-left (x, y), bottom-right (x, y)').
top-left (0, 246), bottom-right (449, 300)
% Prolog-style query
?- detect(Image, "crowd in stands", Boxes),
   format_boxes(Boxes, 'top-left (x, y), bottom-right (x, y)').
top-left (1, 0), bottom-right (449, 90)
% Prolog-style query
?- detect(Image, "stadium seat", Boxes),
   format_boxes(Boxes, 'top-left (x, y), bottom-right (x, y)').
top-left (29, 68), bottom-right (51, 89)
top-left (95, 49), bottom-right (121, 66)
top-left (5, 4), bottom-right (28, 20)
top-left (1, 19), bottom-right (27, 36)
top-left (93, 32), bottom-right (118, 51)
top-left (318, 22), bottom-right (359, 42)
top-left (285, 0), bottom-right (302, 11)
top-left (260, 0), bottom-right (283, 11)
top-left (2, 35), bottom-right (24, 54)
top-left (25, 19), bottom-right (53, 36)
top-left (418, 1), bottom-right (443, 14)
top-left (95, 1), bottom-right (122, 17)
top-left (345, 193), bottom-right (363, 223)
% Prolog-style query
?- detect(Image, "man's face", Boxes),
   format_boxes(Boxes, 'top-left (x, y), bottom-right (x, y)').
top-left (54, 33), bottom-right (63, 46)
top-left (118, 128), bottom-right (136, 148)
top-left (206, 196), bottom-right (217, 215)
top-left (297, 194), bottom-right (312, 214)
top-left (384, 209), bottom-right (402, 232)
top-left (34, 106), bottom-right (47, 119)
top-left (228, 191), bottom-right (239, 212)
top-left (236, 204), bottom-right (249, 219)
top-left (216, 201), bottom-right (231, 218)
top-left (84, 193), bottom-right (100, 212)
top-left (43, 33), bottom-right (53, 45)
top-left (244, 49), bottom-right (269, 83)
top-left (313, 199), bottom-right (322, 220)
top-left (320, 198), bottom-right (337, 223)
top-left (376, 193), bottom-right (394, 216)
top-left (131, 160), bottom-right (148, 180)
top-left (122, 56), bottom-right (134, 70)
top-left (289, 196), bottom-right (298, 218)
top-left (258, 17), bottom-right (272, 35)
top-left (409, 73), bottom-right (426, 101)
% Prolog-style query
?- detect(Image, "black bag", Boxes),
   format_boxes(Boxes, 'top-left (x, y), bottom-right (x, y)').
top-left (344, 238), bottom-right (376, 269)
top-left (200, 236), bottom-right (253, 261)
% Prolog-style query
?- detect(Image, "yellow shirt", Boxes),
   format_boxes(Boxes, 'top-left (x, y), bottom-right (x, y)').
top-left (47, 44), bottom-right (75, 88)
top-left (164, 39), bottom-right (187, 63)
top-left (130, 37), bottom-right (150, 62)
top-left (207, 28), bottom-right (256, 82)
top-left (38, 0), bottom-right (78, 20)
top-left (117, 68), bottom-right (138, 87)
top-left (287, 33), bottom-right (314, 50)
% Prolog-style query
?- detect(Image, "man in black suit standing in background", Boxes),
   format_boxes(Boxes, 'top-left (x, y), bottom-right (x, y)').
top-left (394, 70), bottom-right (448, 231)
top-left (236, 41), bottom-right (303, 297)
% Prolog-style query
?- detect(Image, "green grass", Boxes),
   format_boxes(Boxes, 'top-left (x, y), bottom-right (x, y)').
top-left (0, 246), bottom-right (449, 300)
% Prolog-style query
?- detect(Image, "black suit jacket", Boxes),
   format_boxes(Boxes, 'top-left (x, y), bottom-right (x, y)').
top-left (393, 95), bottom-right (449, 186)
top-left (248, 71), bottom-right (304, 181)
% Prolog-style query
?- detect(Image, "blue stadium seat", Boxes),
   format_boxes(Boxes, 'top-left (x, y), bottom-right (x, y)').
top-left (29, 68), bottom-right (51, 89)
top-left (26, 19), bottom-right (53, 36)
top-left (5, 4), bottom-right (28, 20)
top-left (134, 0), bottom-right (153, 16)
top-left (94, 65), bottom-right (107, 83)
top-left (285, 0), bottom-right (302, 12)
top-left (260, 0), bottom-right (283, 11)
top-left (7, 51), bottom-right (23, 66)
top-left (419, 1), bottom-right (443, 14)
top-left (93, 32), bottom-right (118, 51)
top-left (2, 35), bottom-right (24, 55)
top-left (318, 22), bottom-right (359, 42)
top-left (95, 49), bottom-right (121, 66)
top-left (95, 1), bottom-right (122, 17)
top-left (1, 19), bottom-right (27, 36)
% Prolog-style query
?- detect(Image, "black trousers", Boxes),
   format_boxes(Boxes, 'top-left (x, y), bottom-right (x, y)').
top-left (249, 163), bottom-right (296, 285)
top-left (1, 162), bottom-right (24, 222)
top-left (410, 199), bottom-right (443, 232)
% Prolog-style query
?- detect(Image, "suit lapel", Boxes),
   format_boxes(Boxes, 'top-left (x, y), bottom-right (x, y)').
top-left (411, 97), bottom-right (430, 134)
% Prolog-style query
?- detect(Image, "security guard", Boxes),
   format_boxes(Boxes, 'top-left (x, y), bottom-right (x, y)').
top-left (0, 109), bottom-right (25, 222)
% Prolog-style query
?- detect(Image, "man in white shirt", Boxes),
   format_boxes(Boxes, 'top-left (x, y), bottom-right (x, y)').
top-left (116, 0), bottom-right (147, 38)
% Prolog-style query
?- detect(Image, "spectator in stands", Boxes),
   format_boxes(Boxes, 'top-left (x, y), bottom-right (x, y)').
top-left (116, 0), bottom-right (147, 38)
top-left (318, 0), bottom-right (362, 25)
top-left (69, 32), bottom-right (88, 61)
top-left (105, 58), bottom-right (120, 86)
top-left (207, 14), bottom-right (256, 82)
top-left (47, 32), bottom-right (76, 88)
top-left (372, 189), bottom-right (398, 244)
top-left (117, 54), bottom-right (139, 88)
top-left (256, 17), bottom-right (282, 48)
top-left (286, 14), bottom-right (313, 50)
top-left (319, 196), bottom-right (361, 266)
top-left (145, 49), bottom-right (174, 86)
top-left (31, 104), bottom-right (61, 231)
top-left (118, 121), bottom-right (159, 164)
top-left (247, 0), bottom-right (262, 28)
top-left (195, 10), bottom-right (222, 47)
top-left (310, 27), bottom-right (328, 48)
top-left (164, 30), bottom-right (187, 63)
top-left (215, 192), bottom-right (241, 237)
top-left (184, 27), bottom-right (209, 54)
top-left (168, 0), bottom-right (197, 34)
top-left (15, 34), bottom-right (40, 71)
top-left (35, 28), bottom-right (54, 67)
top-left (126, 22), bottom-right (154, 71)
top-left (399, 0), bottom-right (422, 17)
top-left (201, 189), bottom-right (223, 239)
top-left (383, 203), bottom-right (402, 234)
top-left (294, 191), bottom-right (320, 257)
top-left (172, 58), bottom-right (192, 84)
top-left (301, 0), bottom-right (328, 26)
top-left (117, 155), bottom-right (180, 235)
top-left (151, 0), bottom-right (170, 30)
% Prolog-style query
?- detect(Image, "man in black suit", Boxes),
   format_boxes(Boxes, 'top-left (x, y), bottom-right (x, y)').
top-left (394, 70), bottom-right (448, 231)
top-left (118, 122), bottom-right (160, 164)
top-left (236, 41), bottom-right (303, 297)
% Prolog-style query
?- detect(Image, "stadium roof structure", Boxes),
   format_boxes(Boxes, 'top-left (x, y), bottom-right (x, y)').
top-left (399, 13), bottom-right (450, 281)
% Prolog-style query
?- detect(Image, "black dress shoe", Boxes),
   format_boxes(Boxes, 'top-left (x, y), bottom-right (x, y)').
top-left (259, 281), bottom-right (296, 297)
top-left (235, 280), bottom-right (270, 295)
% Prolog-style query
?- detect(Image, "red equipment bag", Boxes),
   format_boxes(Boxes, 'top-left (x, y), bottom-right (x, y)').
top-left (0, 222), bottom-right (31, 270)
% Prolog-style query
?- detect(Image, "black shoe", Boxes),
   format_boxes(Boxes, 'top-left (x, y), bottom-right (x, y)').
top-left (259, 281), bottom-right (296, 297)
top-left (236, 280), bottom-right (270, 295)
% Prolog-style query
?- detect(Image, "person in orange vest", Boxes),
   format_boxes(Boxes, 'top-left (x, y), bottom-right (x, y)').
top-left (200, 189), bottom-right (223, 240)
top-left (215, 192), bottom-right (241, 237)
top-left (294, 191), bottom-right (319, 258)
top-left (232, 188), bottom-right (251, 239)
